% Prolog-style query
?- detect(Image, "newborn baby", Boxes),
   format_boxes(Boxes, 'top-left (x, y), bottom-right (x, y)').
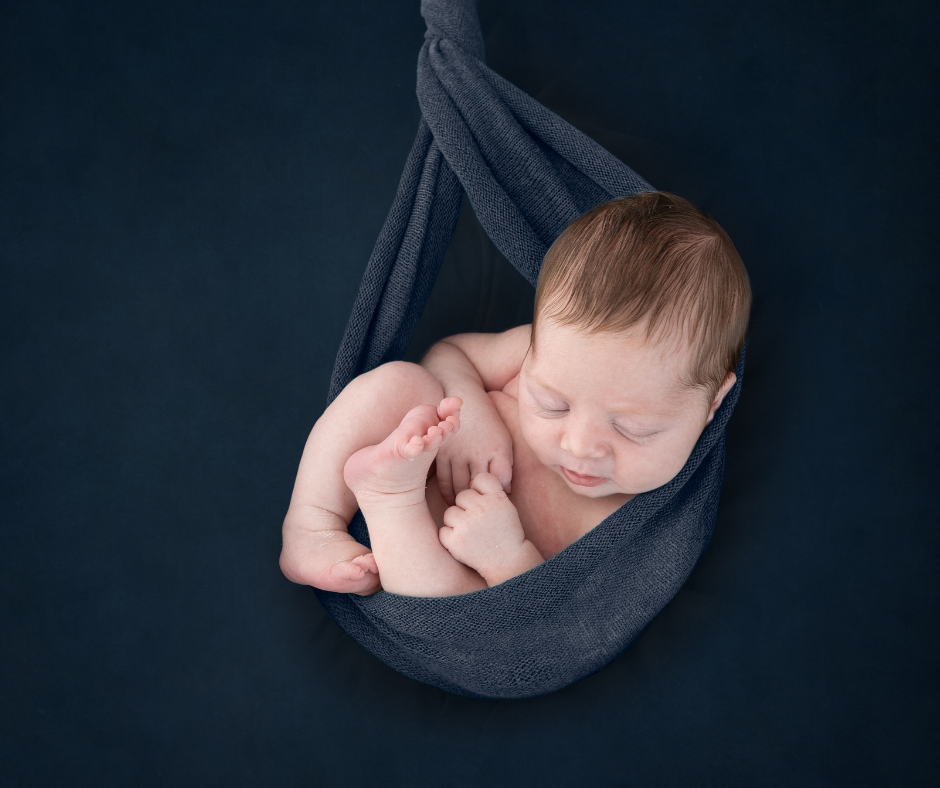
top-left (280, 192), bottom-right (751, 597)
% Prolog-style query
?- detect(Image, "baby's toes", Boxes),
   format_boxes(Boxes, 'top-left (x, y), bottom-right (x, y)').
top-left (351, 553), bottom-right (378, 574)
top-left (440, 415), bottom-right (460, 436)
top-left (351, 572), bottom-right (382, 596)
top-left (400, 434), bottom-right (426, 460)
top-left (332, 559), bottom-right (365, 581)
top-left (397, 405), bottom-right (444, 442)
top-left (438, 397), bottom-right (462, 420)
top-left (423, 424), bottom-right (444, 450)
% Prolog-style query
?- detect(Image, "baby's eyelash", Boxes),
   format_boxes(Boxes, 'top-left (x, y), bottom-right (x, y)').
top-left (614, 426), bottom-right (656, 444)
top-left (529, 394), bottom-right (568, 415)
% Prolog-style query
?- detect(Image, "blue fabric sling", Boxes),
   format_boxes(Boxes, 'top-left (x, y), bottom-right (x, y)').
top-left (316, 0), bottom-right (745, 699)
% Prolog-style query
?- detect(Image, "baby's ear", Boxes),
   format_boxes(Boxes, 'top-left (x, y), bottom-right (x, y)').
top-left (705, 372), bottom-right (737, 425)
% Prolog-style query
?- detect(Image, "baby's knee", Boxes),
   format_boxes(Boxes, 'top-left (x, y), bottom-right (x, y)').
top-left (351, 361), bottom-right (444, 407)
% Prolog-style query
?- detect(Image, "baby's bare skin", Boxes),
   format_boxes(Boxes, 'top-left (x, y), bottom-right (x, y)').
top-left (281, 321), bottom-right (736, 598)
top-left (423, 378), bottom-right (627, 560)
top-left (280, 361), bottom-right (450, 596)
top-left (280, 358), bottom-right (541, 597)
top-left (342, 399), bottom-right (493, 596)
top-left (422, 321), bottom-right (735, 564)
top-left (342, 394), bottom-right (545, 593)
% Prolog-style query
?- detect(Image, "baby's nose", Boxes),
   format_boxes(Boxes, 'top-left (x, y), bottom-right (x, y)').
top-left (560, 419), bottom-right (606, 458)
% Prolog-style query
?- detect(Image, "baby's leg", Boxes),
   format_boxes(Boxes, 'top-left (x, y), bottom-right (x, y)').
top-left (280, 361), bottom-right (484, 596)
top-left (343, 404), bottom-right (487, 597)
top-left (281, 361), bottom-right (448, 594)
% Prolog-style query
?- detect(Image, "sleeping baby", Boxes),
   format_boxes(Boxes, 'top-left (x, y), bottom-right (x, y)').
top-left (280, 191), bottom-right (751, 597)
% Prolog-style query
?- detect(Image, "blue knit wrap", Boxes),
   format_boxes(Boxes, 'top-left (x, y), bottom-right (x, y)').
top-left (316, 0), bottom-right (744, 698)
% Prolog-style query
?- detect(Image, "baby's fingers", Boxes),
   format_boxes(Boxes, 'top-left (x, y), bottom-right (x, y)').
top-left (436, 459), bottom-right (456, 506)
top-left (442, 501), bottom-right (473, 528)
top-left (438, 524), bottom-right (455, 552)
top-left (453, 486), bottom-right (481, 509)
top-left (488, 453), bottom-right (513, 493)
top-left (452, 461), bottom-right (472, 498)
top-left (470, 471), bottom-right (505, 496)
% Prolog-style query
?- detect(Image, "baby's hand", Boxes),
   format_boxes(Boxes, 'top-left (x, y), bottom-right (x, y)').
top-left (438, 472), bottom-right (542, 586)
top-left (434, 398), bottom-right (513, 506)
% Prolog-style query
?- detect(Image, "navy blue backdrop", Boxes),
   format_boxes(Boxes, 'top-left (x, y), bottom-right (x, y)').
top-left (2, 0), bottom-right (937, 784)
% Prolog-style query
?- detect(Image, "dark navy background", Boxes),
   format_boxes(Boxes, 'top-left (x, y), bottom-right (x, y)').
top-left (2, 0), bottom-right (937, 784)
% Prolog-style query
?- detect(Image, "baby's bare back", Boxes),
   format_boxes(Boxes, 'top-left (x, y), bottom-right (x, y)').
top-left (427, 374), bottom-right (628, 559)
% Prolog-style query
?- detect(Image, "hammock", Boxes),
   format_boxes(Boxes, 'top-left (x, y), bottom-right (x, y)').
top-left (315, 0), bottom-right (745, 699)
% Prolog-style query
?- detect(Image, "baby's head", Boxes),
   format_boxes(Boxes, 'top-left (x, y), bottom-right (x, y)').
top-left (519, 191), bottom-right (751, 498)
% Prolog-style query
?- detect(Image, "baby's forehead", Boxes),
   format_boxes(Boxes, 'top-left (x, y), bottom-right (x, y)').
top-left (587, 377), bottom-right (699, 414)
top-left (526, 362), bottom-right (699, 414)
top-left (532, 320), bottom-right (694, 364)
top-left (527, 323), bottom-right (704, 411)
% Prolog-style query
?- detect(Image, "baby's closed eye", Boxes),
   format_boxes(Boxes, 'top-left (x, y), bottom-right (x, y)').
top-left (529, 393), bottom-right (568, 414)
top-left (613, 424), bottom-right (658, 443)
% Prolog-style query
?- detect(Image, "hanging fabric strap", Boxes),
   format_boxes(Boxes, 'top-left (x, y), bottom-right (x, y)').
top-left (328, 0), bottom-right (651, 403)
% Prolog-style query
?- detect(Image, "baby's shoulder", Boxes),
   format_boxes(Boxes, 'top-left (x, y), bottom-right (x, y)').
top-left (445, 325), bottom-right (530, 393)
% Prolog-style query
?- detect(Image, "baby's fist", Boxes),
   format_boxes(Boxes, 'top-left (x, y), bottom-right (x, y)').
top-left (439, 472), bottom-right (536, 584)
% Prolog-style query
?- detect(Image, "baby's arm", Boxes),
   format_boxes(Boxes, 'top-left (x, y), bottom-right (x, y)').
top-left (438, 472), bottom-right (543, 586)
top-left (420, 325), bottom-right (531, 505)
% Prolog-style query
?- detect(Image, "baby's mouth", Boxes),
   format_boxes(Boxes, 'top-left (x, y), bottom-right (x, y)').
top-left (560, 467), bottom-right (608, 487)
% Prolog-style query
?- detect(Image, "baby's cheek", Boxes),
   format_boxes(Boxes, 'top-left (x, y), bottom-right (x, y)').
top-left (518, 415), bottom-right (555, 460)
top-left (635, 442), bottom-right (695, 491)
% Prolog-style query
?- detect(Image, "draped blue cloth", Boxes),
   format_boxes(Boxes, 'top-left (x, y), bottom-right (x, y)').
top-left (316, 0), bottom-right (744, 698)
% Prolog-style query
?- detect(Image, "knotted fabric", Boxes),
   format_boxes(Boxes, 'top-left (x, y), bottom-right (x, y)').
top-left (317, 0), bottom-right (744, 698)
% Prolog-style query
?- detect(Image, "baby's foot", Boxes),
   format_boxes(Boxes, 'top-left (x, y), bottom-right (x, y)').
top-left (343, 398), bottom-right (461, 507)
top-left (280, 509), bottom-right (381, 595)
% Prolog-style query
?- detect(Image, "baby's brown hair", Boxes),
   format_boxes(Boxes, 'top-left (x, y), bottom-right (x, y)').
top-left (532, 191), bottom-right (751, 400)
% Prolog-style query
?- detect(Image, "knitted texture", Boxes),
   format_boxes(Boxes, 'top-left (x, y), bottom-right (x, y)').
top-left (317, 0), bottom-right (744, 698)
